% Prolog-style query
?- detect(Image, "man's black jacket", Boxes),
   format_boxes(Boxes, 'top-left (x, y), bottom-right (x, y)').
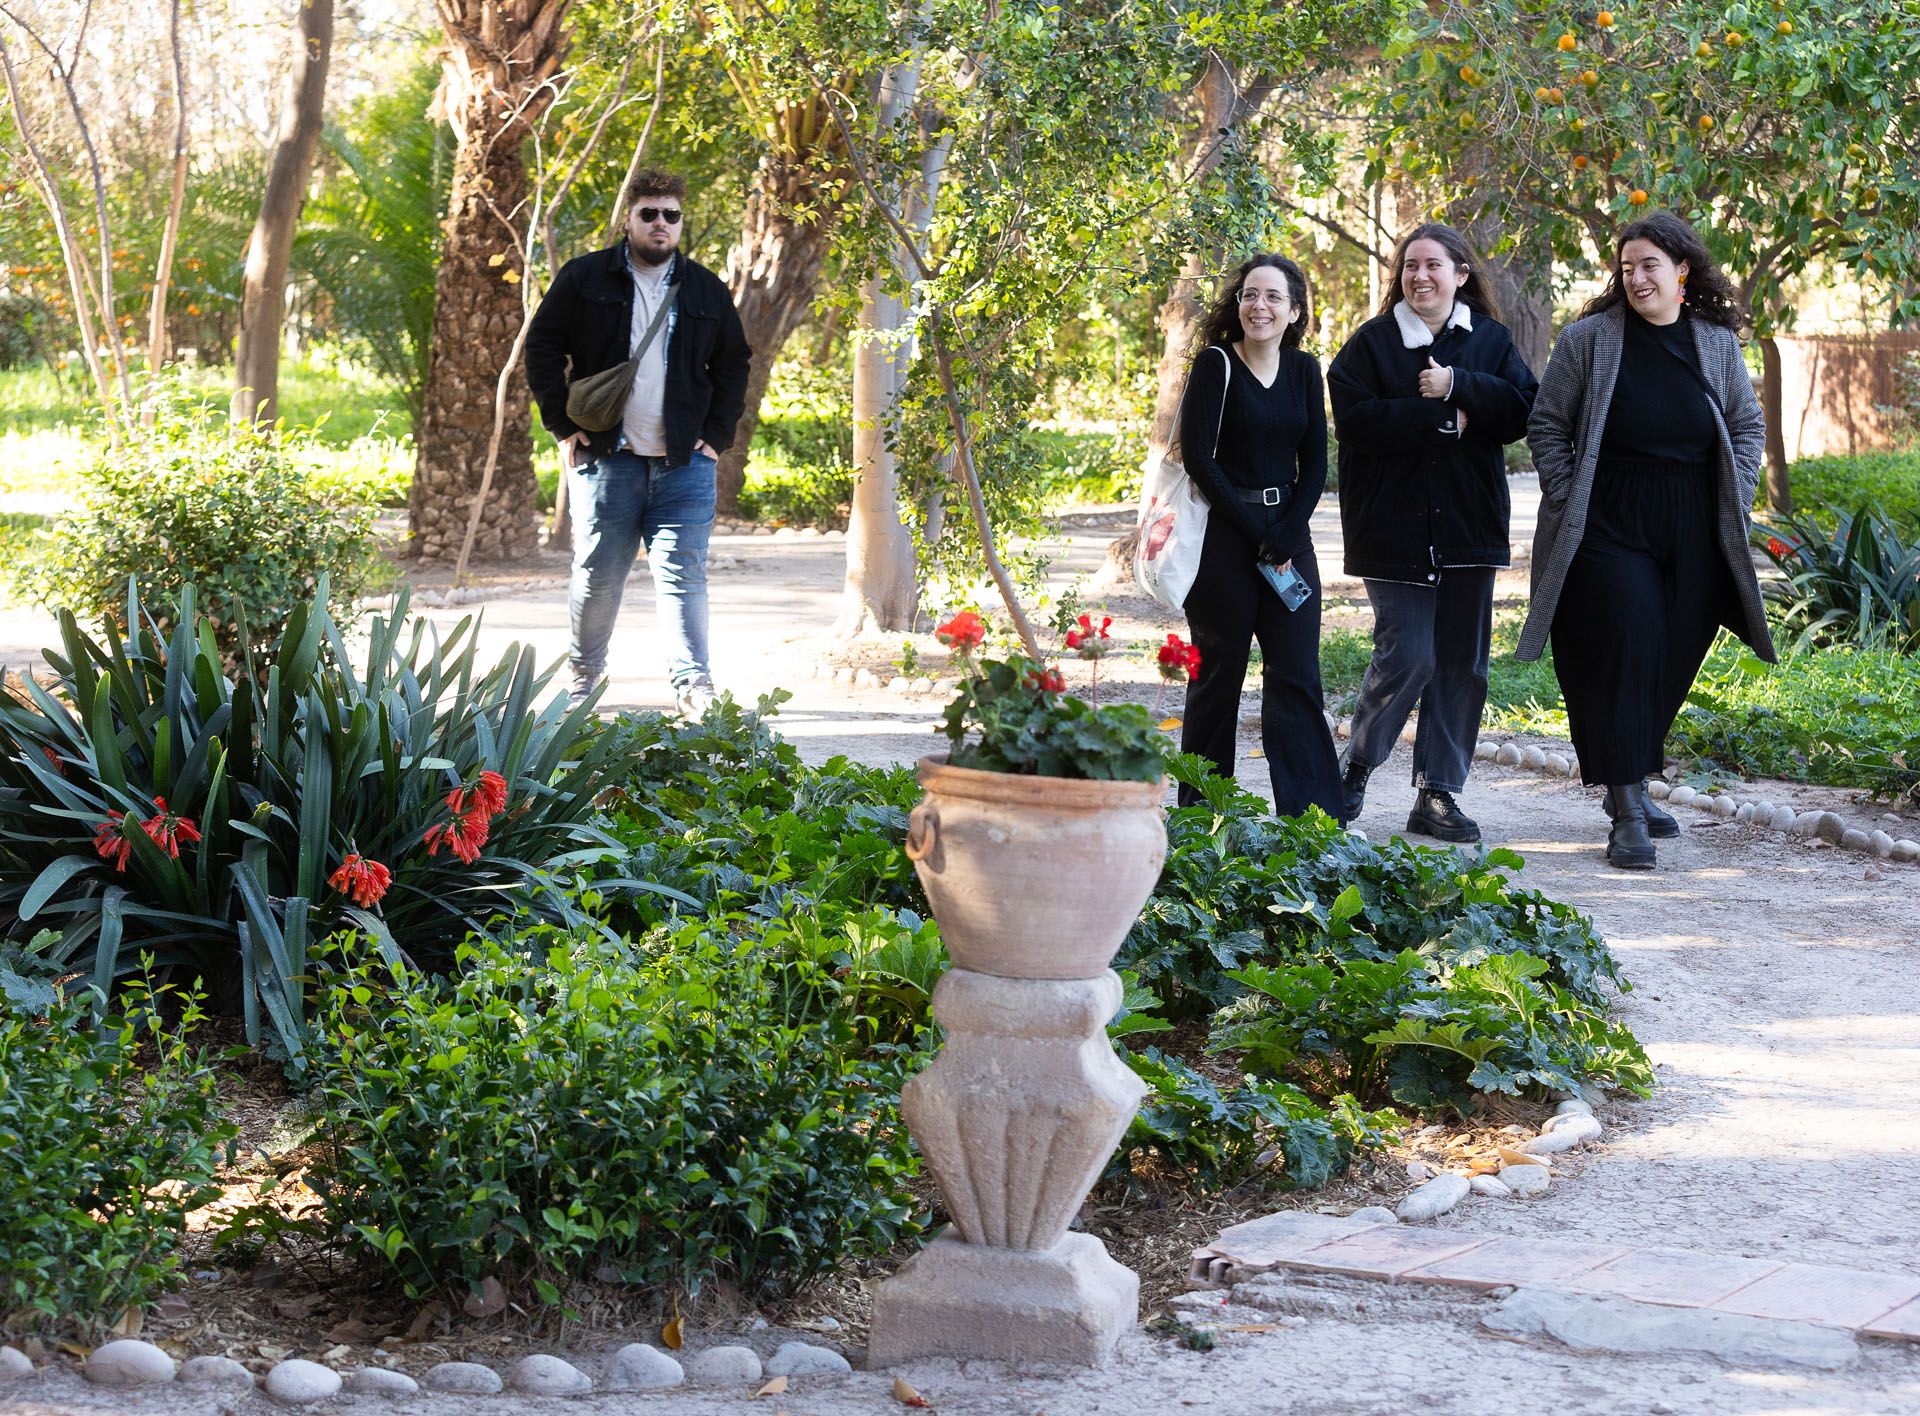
top-left (525, 243), bottom-right (752, 465)
top-left (1327, 309), bottom-right (1537, 583)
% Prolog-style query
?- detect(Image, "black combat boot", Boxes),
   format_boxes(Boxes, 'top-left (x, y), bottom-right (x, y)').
top-left (1407, 789), bottom-right (1481, 844)
top-left (1604, 783), bottom-right (1657, 869)
top-left (1340, 753), bottom-right (1377, 823)
top-left (1604, 779), bottom-right (1679, 839)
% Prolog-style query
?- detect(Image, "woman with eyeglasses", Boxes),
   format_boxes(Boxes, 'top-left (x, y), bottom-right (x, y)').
top-left (1326, 223), bottom-right (1538, 843)
top-left (1173, 254), bottom-right (1344, 820)
top-left (1516, 211), bottom-right (1773, 868)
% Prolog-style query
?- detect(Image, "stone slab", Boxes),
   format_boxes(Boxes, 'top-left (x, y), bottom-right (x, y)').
top-left (1403, 1237), bottom-right (1630, 1291)
top-left (1555, 1246), bottom-right (1784, 1308)
top-left (1861, 1296), bottom-right (1920, 1342)
top-left (868, 1229), bottom-right (1136, 1368)
top-left (1280, 1226), bottom-right (1488, 1282)
top-left (1191, 1212), bottom-right (1383, 1280)
top-left (1483, 1287), bottom-right (1858, 1370)
top-left (1710, 1263), bottom-right (1920, 1330)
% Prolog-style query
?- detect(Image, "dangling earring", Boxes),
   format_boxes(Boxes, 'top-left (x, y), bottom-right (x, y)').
top-left (1678, 273), bottom-right (1688, 300)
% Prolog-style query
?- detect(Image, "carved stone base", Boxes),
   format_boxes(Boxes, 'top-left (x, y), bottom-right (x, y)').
top-left (867, 1229), bottom-right (1138, 1368)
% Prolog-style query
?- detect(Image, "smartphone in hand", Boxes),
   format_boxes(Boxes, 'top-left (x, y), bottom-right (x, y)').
top-left (1258, 561), bottom-right (1313, 612)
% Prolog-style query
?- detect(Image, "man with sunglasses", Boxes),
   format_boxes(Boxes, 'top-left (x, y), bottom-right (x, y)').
top-left (527, 167), bottom-right (752, 714)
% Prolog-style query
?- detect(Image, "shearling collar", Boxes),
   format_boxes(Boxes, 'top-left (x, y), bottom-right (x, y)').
top-left (1393, 299), bottom-right (1472, 349)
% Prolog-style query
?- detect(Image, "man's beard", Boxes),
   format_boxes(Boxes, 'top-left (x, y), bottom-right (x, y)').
top-left (628, 238), bottom-right (674, 268)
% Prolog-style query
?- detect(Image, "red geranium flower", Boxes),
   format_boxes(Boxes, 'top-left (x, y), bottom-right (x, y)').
top-left (1027, 664), bottom-right (1068, 694)
top-left (93, 810), bottom-right (130, 871)
top-left (329, 853), bottom-right (393, 908)
top-left (140, 797), bottom-right (201, 860)
top-left (1065, 612), bottom-right (1112, 659)
top-left (1157, 632), bottom-right (1201, 683)
top-left (935, 611), bottom-right (987, 651)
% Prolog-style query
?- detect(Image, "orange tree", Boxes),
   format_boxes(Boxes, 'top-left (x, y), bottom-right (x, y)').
top-left (1364, 0), bottom-right (1920, 509)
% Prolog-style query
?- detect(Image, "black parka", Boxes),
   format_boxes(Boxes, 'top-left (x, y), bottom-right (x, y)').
top-left (1327, 307), bottom-right (1538, 584)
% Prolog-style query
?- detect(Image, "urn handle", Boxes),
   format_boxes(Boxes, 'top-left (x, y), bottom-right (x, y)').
top-left (905, 806), bottom-right (939, 862)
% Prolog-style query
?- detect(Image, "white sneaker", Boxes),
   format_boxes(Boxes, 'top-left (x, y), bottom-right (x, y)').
top-left (674, 680), bottom-right (715, 718)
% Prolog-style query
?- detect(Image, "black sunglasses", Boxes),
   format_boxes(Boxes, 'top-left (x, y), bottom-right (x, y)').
top-left (634, 206), bottom-right (682, 224)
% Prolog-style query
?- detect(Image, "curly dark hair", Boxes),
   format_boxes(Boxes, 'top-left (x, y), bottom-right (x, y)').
top-left (1375, 223), bottom-right (1503, 322)
top-left (1580, 211), bottom-right (1745, 332)
top-left (1197, 254), bottom-right (1312, 353)
top-left (625, 167), bottom-right (687, 206)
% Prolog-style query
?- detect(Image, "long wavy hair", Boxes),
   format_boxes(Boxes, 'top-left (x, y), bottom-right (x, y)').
top-left (1374, 223), bottom-right (1503, 323)
top-left (1197, 253), bottom-right (1312, 352)
top-left (1579, 210), bottom-right (1745, 332)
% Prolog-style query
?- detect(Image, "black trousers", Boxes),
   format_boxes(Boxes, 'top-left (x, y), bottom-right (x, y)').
top-left (1550, 460), bottom-right (1735, 786)
top-left (1179, 514), bottom-right (1344, 819)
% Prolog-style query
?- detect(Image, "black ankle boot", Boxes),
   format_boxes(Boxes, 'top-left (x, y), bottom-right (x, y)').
top-left (1605, 784), bottom-right (1657, 869)
top-left (1604, 780), bottom-right (1679, 839)
top-left (1340, 754), bottom-right (1376, 822)
top-left (1407, 789), bottom-right (1481, 843)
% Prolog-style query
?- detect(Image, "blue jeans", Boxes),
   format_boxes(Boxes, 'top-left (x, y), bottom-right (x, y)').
top-left (568, 450), bottom-right (715, 689)
top-left (1345, 569), bottom-right (1494, 794)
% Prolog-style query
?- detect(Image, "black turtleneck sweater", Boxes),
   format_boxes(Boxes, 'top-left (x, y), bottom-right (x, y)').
top-left (1598, 308), bottom-right (1719, 464)
top-left (1176, 343), bottom-right (1328, 560)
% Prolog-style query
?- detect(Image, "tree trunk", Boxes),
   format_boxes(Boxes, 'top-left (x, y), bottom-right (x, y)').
top-left (408, 93), bottom-right (542, 562)
top-left (146, 0), bottom-right (189, 372)
top-left (715, 154), bottom-right (837, 517)
top-left (1464, 217), bottom-right (1551, 377)
top-left (835, 279), bottom-right (918, 635)
top-left (1760, 334), bottom-right (1791, 512)
top-left (233, 0), bottom-right (333, 423)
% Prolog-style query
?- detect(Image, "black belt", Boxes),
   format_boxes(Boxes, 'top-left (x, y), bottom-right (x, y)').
top-left (1236, 485), bottom-right (1292, 506)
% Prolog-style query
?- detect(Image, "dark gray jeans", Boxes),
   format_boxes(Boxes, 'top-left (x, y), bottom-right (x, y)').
top-left (1344, 569), bottom-right (1495, 794)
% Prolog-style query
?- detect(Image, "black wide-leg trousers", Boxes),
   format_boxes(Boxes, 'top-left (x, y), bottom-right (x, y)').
top-left (1550, 459), bottom-right (1735, 787)
top-left (1179, 514), bottom-right (1344, 819)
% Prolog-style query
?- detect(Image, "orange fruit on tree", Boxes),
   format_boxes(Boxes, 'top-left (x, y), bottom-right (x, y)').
top-left (1569, 116), bottom-right (1586, 133)
top-left (1547, 85), bottom-right (1566, 102)
top-left (1629, 188), bottom-right (1649, 205)
top-left (1581, 68), bottom-right (1599, 87)
top-left (1777, 19), bottom-right (1792, 33)
top-left (1698, 113), bottom-right (1714, 130)
top-left (1558, 31), bottom-right (1578, 50)
top-left (1726, 29), bottom-right (1744, 45)
top-left (1696, 40), bottom-right (1713, 56)
top-left (1573, 154), bottom-right (1590, 170)
top-left (1597, 10), bottom-right (1615, 26)
top-left (1535, 85), bottom-right (1551, 100)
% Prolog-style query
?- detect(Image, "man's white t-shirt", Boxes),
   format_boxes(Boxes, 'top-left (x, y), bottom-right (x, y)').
top-left (620, 255), bottom-right (673, 457)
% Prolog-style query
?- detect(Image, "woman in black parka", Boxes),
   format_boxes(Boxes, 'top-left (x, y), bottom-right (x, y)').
top-left (1326, 223), bottom-right (1538, 843)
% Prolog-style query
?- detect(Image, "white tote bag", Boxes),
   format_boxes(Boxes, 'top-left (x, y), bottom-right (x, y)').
top-left (1134, 346), bottom-right (1230, 611)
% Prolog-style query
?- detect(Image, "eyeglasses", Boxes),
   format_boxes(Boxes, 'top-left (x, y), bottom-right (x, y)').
top-left (634, 207), bottom-right (682, 224)
top-left (1237, 289), bottom-right (1290, 306)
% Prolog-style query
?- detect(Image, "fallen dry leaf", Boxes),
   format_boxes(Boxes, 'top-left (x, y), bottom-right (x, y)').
top-left (403, 1300), bottom-right (447, 1344)
top-left (1158, 717), bottom-right (1183, 731)
top-left (1223, 1324), bottom-right (1288, 1333)
top-left (462, 1276), bottom-right (507, 1319)
top-left (109, 1307), bottom-right (143, 1338)
top-left (1496, 1145), bottom-right (1550, 1169)
top-left (660, 1314), bottom-right (683, 1351)
top-left (893, 1375), bottom-right (932, 1408)
top-left (256, 1344), bottom-right (291, 1363)
top-left (754, 1375), bottom-right (789, 1397)
top-left (57, 1341), bottom-right (90, 1359)
top-left (325, 1315), bottom-right (387, 1345)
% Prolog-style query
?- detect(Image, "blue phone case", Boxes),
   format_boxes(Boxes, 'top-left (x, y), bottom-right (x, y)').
top-left (1258, 561), bottom-right (1313, 612)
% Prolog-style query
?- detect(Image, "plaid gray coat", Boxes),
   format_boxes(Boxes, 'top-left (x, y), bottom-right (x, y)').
top-left (1515, 307), bottom-right (1776, 663)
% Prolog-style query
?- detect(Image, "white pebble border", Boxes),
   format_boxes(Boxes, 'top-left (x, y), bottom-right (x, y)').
top-left (1328, 718), bottom-right (1918, 868)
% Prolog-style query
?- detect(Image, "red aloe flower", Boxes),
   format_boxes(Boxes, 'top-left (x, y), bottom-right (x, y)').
top-left (472, 769), bottom-right (509, 817)
top-left (93, 810), bottom-right (131, 871)
top-left (1157, 633), bottom-right (1201, 683)
top-left (1766, 535), bottom-right (1792, 560)
top-left (41, 746), bottom-right (64, 776)
top-left (329, 853), bottom-right (393, 908)
top-left (424, 812), bottom-right (489, 864)
top-left (140, 797), bottom-right (201, 860)
top-left (934, 611), bottom-right (987, 651)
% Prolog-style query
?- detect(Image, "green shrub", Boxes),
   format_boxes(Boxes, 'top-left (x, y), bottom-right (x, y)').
top-left (1756, 506), bottom-right (1920, 653)
top-left (307, 927), bottom-right (921, 1305)
top-left (0, 580), bottom-right (633, 1064)
top-left (0, 973), bottom-right (235, 1331)
top-left (19, 388), bottom-right (380, 657)
top-left (741, 358), bottom-right (856, 528)
top-left (1784, 450), bottom-right (1920, 529)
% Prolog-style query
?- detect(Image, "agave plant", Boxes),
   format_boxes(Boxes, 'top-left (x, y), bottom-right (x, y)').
top-left (1756, 506), bottom-right (1920, 655)
top-left (0, 579), bottom-right (627, 1063)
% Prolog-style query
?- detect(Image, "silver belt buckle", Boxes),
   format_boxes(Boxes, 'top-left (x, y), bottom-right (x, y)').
top-left (1262, 486), bottom-right (1282, 506)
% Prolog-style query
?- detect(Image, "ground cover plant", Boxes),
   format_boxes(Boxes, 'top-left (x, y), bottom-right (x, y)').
top-left (1783, 451), bottom-right (1920, 530)
top-left (0, 972), bottom-right (234, 1332)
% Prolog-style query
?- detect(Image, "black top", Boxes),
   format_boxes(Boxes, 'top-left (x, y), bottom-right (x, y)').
top-left (1176, 344), bottom-right (1328, 560)
top-left (1598, 309), bottom-right (1718, 464)
top-left (526, 243), bottom-right (753, 466)
top-left (1326, 309), bottom-right (1539, 582)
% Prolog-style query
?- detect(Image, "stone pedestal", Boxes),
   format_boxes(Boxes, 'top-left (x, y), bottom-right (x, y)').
top-left (871, 969), bottom-right (1146, 1367)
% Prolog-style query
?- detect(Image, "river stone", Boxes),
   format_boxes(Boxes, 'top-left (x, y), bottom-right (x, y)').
top-left (1711, 796), bottom-right (1738, 819)
top-left (1555, 1098), bottom-right (1594, 1117)
top-left (85, 1340), bottom-right (177, 1387)
top-left (1350, 1205), bottom-right (1398, 1225)
top-left (1395, 1173), bottom-right (1470, 1222)
top-left (852, 668), bottom-right (880, 689)
top-left (508, 1354), bottom-right (592, 1396)
top-left (1544, 752), bottom-right (1571, 776)
top-left (1518, 746), bottom-right (1546, 770)
top-left (1816, 811), bottom-right (1848, 843)
top-left (1474, 740), bottom-right (1497, 761)
top-left (1666, 785), bottom-right (1697, 807)
top-left (179, 1355), bottom-right (254, 1389)
top-left (765, 1342), bottom-right (853, 1378)
top-left (1839, 827), bottom-right (1870, 850)
top-left (684, 1345), bottom-right (762, 1386)
top-left (1646, 780), bottom-right (1670, 800)
top-left (343, 1367), bottom-right (420, 1397)
top-left (1894, 839), bottom-right (1920, 863)
top-left (424, 1362), bottom-right (503, 1394)
top-left (1495, 743), bottom-right (1522, 766)
top-left (1, 1346), bottom-right (32, 1380)
top-left (606, 1344), bottom-right (683, 1391)
top-left (1767, 804), bottom-right (1793, 830)
top-left (1338, 717), bottom-right (1354, 738)
top-left (1869, 829), bottom-right (1896, 858)
top-left (1470, 1174), bottom-right (1513, 1199)
top-left (265, 1359), bottom-right (341, 1405)
top-left (1522, 1114), bottom-right (1603, 1154)
top-left (1734, 803), bottom-right (1755, 824)
top-left (911, 676), bottom-right (934, 694)
top-left (1500, 1162), bottom-right (1551, 1197)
